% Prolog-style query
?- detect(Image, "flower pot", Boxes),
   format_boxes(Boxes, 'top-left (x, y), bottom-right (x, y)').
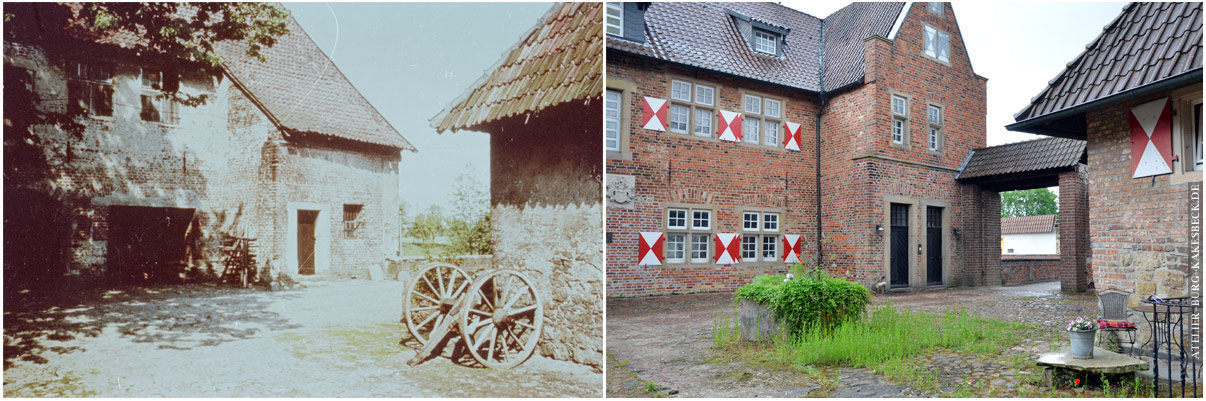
top-left (1069, 328), bottom-right (1097, 359)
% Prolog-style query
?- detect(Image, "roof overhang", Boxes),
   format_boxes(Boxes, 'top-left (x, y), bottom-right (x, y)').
top-left (606, 47), bottom-right (823, 96)
top-left (1007, 68), bottom-right (1203, 139)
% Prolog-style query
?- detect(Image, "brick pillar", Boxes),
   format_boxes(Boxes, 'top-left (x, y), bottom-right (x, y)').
top-left (1058, 165), bottom-right (1091, 292)
top-left (959, 184), bottom-right (1001, 287)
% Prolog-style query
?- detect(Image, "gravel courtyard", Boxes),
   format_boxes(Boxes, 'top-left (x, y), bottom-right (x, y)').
top-left (606, 281), bottom-right (1102, 398)
top-left (4, 280), bottom-right (601, 397)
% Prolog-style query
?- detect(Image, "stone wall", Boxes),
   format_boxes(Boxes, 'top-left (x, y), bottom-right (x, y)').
top-left (489, 99), bottom-right (603, 368)
top-left (1000, 255), bottom-right (1060, 285)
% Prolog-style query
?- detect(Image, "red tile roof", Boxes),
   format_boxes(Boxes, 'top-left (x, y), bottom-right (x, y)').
top-left (1001, 215), bottom-right (1058, 235)
top-left (215, 17), bottom-right (414, 150)
top-left (430, 2), bottom-right (603, 133)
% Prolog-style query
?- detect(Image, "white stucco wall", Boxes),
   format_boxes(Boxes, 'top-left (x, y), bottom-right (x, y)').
top-left (1001, 231), bottom-right (1059, 255)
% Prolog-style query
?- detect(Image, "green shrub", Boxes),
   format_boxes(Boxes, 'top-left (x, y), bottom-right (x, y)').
top-left (734, 265), bottom-right (870, 336)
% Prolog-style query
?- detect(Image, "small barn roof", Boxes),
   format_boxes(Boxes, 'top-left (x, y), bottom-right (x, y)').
top-left (957, 137), bottom-right (1086, 180)
top-left (430, 2), bottom-right (603, 133)
top-left (1001, 215), bottom-right (1058, 235)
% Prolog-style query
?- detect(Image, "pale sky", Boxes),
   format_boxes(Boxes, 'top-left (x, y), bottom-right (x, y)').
top-left (286, 2), bottom-right (553, 214)
top-left (286, 1), bottom-right (1125, 210)
top-left (783, 0), bottom-right (1128, 146)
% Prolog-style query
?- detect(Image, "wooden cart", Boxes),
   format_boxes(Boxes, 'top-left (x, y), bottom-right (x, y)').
top-left (402, 262), bottom-right (544, 368)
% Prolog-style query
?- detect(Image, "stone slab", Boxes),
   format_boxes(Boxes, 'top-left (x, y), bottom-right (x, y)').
top-left (1036, 347), bottom-right (1149, 374)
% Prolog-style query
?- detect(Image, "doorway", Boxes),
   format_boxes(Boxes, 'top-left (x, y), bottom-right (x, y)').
top-left (889, 203), bottom-right (909, 288)
top-left (297, 210), bottom-right (318, 275)
top-left (926, 206), bottom-right (944, 286)
top-left (107, 206), bottom-right (196, 284)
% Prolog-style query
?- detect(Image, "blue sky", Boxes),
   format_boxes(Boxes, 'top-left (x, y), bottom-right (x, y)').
top-left (285, 2), bottom-right (553, 214)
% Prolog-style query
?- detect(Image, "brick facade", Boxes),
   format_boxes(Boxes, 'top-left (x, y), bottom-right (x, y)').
top-left (606, 2), bottom-right (988, 297)
top-left (3, 39), bottom-right (403, 287)
top-left (1000, 255), bottom-right (1061, 285)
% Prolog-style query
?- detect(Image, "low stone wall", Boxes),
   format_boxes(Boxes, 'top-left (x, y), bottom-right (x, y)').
top-left (739, 299), bottom-right (783, 342)
top-left (1001, 255), bottom-right (1060, 285)
top-left (387, 255), bottom-right (493, 284)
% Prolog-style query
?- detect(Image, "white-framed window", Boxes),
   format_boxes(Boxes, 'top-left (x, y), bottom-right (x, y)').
top-left (666, 78), bottom-right (716, 138)
top-left (605, 89), bottom-right (622, 152)
top-left (891, 94), bottom-right (909, 145)
top-left (740, 210), bottom-right (781, 263)
top-left (665, 207), bottom-right (713, 264)
top-left (606, 3), bottom-right (624, 37)
top-left (924, 25), bottom-right (951, 63)
top-left (742, 92), bottom-right (785, 148)
top-left (67, 61), bottom-right (114, 117)
top-left (928, 2), bottom-right (943, 16)
top-left (1195, 102), bottom-right (1203, 171)
top-left (1173, 90), bottom-right (1205, 176)
top-left (753, 30), bottom-right (778, 55)
top-left (139, 69), bottom-right (179, 124)
top-left (927, 104), bottom-right (943, 152)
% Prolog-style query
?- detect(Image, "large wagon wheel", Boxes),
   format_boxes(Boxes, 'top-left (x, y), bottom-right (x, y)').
top-left (457, 269), bottom-right (544, 368)
top-left (404, 262), bottom-right (471, 345)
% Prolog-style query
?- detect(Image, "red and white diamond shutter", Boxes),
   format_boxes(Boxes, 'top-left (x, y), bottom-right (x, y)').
top-left (717, 110), bottom-right (743, 142)
top-left (783, 121), bottom-right (802, 151)
top-left (642, 97), bottom-right (668, 131)
top-left (782, 234), bottom-right (802, 264)
top-left (714, 233), bottom-right (740, 265)
top-left (1130, 97), bottom-right (1174, 178)
top-left (638, 232), bottom-right (664, 266)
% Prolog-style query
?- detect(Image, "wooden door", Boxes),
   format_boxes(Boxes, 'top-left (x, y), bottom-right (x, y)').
top-left (890, 203), bottom-right (909, 288)
top-left (298, 210), bottom-right (318, 275)
top-left (926, 206), bottom-right (943, 286)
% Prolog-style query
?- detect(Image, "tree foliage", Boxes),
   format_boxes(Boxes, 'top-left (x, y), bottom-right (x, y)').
top-left (1000, 188), bottom-right (1058, 218)
top-left (445, 168), bottom-right (491, 255)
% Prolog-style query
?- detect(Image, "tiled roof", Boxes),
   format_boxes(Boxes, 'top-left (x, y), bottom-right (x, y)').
top-left (957, 137), bottom-right (1086, 180)
top-left (1001, 215), bottom-right (1057, 235)
top-left (605, 2), bottom-right (903, 93)
top-left (430, 2), bottom-right (603, 133)
top-left (821, 2), bottom-right (906, 91)
top-left (1013, 2), bottom-right (1202, 124)
top-left (215, 17), bottom-right (414, 150)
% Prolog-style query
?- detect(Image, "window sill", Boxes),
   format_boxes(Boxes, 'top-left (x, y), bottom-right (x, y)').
top-left (87, 115), bottom-right (115, 122)
top-left (606, 150), bottom-right (632, 161)
top-left (921, 54), bottom-right (952, 67)
top-left (1169, 170), bottom-right (1202, 186)
top-left (889, 140), bottom-right (909, 149)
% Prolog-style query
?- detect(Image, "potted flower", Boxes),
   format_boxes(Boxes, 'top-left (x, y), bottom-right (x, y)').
top-left (1066, 316), bottom-right (1097, 359)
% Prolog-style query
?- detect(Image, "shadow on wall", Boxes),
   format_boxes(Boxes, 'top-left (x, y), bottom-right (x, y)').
top-left (2, 284), bottom-right (302, 369)
top-left (3, 59), bottom-right (219, 293)
top-left (488, 99), bottom-right (603, 210)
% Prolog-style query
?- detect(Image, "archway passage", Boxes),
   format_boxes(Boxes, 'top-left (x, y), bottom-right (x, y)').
top-left (955, 137), bottom-right (1090, 292)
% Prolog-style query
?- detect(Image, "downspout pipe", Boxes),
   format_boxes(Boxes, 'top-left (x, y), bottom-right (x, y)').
top-left (815, 20), bottom-right (826, 266)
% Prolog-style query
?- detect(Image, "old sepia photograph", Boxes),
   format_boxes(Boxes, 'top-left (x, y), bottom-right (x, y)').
top-left (4, 2), bottom-right (602, 397)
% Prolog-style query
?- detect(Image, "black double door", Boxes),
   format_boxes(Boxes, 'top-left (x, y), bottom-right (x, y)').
top-left (889, 204), bottom-right (909, 288)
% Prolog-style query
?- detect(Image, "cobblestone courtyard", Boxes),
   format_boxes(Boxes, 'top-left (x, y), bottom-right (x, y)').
top-left (606, 281), bottom-right (1103, 398)
top-left (4, 280), bottom-right (601, 397)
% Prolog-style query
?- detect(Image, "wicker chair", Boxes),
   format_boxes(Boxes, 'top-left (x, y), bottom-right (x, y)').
top-left (1096, 291), bottom-right (1138, 356)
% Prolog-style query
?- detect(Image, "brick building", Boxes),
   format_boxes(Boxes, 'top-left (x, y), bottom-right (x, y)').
top-left (606, 2), bottom-right (987, 296)
top-left (4, 4), bottom-right (413, 288)
top-left (1008, 2), bottom-right (1202, 312)
top-left (432, 3), bottom-right (603, 367)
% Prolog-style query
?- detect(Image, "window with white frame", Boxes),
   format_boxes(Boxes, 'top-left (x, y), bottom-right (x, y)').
top-left (753, 30), bottom-right (779, 55)
top-left (140, 69), bottom-right (179, 124)
top-left (891, 94), bottom-right (909, 145)
top-left (67, 61), bottom-right (114, 117)
top-left (742, 93), bottom-right (784, 147)
top-left (666, 78), bottom-right (716, 138)
top-left (665, 207), bottom-right (713, 263)
top-left (928, 2), bottom-right (943, 16)
top-left (605, 89), bottom-right (622, 151)
top-left (1173, 91), bottom-right (1204, 174)
top-left (924, 25), bottom-right (951, 63)
top-left (740, 210), bottom-right (780, 263)
top-left (605, 3), bottom-right (624, 37)
top-left (927, 104), bottom-right (943, 151)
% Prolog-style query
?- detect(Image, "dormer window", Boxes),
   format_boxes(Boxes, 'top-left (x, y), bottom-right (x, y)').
top-left (606, 3), bottom-right (623, 36)
top-left (753, 30), bottom-right (778, 55)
